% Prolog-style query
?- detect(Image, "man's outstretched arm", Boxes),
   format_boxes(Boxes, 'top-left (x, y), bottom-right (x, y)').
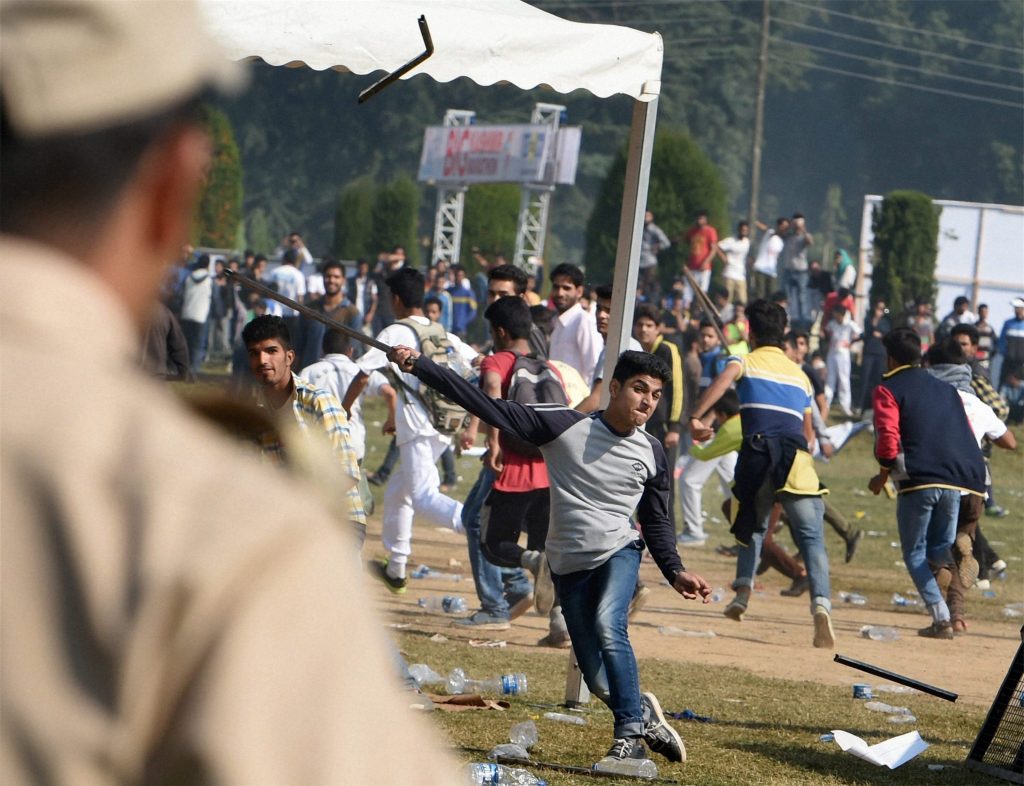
top-left (389, 346), bottom-right (579, 446)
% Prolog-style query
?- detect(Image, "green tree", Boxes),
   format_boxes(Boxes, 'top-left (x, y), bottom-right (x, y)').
top-left (819, 184), bottom-right (854, 269)
top-left (335, 175), bottom-right (377, 260)
top-left (194, 105), bottom-right (243, 248)
top-left (870, 190), bottom-right (941, 313)
top-left (245, 208), bottom-right (276, 256)
top-left (370, 174), bottom-right (420, 266)
top-left (460, 184), bottom-right (521, 275)
top-left (583, 127), bottom-right (728, 285)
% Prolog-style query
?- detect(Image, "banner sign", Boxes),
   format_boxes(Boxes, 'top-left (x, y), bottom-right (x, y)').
top-left (418, 124), bottom-right (579, 185)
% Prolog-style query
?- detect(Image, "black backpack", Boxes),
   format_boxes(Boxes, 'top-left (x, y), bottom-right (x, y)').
top-left (502, 352), bottom-right (568, 457)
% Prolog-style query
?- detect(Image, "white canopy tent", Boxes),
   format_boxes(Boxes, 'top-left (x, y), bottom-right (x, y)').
top-left (200, 0), bottom-right (663, 391)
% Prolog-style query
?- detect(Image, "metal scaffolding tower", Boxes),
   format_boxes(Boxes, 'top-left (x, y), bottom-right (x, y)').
top-left (430, 109), bottom-right (475, 267)
top-left (513, 103), bottom-right (564, 271)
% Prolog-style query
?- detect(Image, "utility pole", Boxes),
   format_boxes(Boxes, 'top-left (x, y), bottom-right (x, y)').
top-left (748, 0), bottom-right (770, 228)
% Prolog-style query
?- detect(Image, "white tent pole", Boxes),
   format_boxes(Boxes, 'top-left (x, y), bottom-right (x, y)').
top-left (601, 97), bottom-right (659, 405)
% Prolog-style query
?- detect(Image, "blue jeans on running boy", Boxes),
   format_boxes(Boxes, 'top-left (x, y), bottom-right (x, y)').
top-left (896, 487), bottom-right (958, 619)
top-left (734, 484), bottom-right (832, 613)
top-left (462, 465), bottom-right (531, 617)
top-left (554, 541), bottom-right (644, 739)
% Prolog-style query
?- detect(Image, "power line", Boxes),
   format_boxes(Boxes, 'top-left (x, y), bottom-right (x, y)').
top-left (768, 54), bottom-right (1024, 109)
top-left (771, 36), bottom-right (1024, 93)
top-left (783, 0), bottom-right (1024, 54)
top-left (772, 17), bottom-right (1023, 76)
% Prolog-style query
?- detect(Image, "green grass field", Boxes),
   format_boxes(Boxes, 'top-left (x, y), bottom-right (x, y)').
top-left (355, 395), bottom-right (1023, 786)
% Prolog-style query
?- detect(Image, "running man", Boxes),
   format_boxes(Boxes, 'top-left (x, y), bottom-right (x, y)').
top-left (388, 343), bottom-right (711, 769)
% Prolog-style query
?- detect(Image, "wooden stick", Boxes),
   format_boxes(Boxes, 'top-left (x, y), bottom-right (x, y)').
top-left (226, 269), bottom-right (391, 353)
top-left (833, 654), bottom-right (958, 702)
top-left (680, 267), bottom-right (730, 349)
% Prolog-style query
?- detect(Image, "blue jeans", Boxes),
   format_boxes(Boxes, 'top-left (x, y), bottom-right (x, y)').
top-left (896, 487), bottom-right (958, 616)
top-left (554, 542), bottom-right (644, 739)
top-left (462, 466), bottom-right (531, 617)
top-left (734, 484), bottom-right (832, 614)
top-left (783, 269), bottom-right (810, 328)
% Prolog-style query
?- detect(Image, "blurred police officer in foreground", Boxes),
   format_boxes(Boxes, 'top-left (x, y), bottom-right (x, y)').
top-left (0, 2), bottom-right (455, 784)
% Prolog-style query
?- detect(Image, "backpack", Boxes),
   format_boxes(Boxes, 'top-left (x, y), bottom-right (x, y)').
top-left (502, 352), bottom-right (568, 457)
top-left (392, 318), bottom-right (471, 435)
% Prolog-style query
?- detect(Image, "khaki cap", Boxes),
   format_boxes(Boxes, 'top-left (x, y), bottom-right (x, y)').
top-left (1, 0), bottom-right (243, 138)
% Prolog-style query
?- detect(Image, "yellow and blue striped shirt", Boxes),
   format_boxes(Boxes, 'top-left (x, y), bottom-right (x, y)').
top-left (728, 346), bottom-right (812, 439)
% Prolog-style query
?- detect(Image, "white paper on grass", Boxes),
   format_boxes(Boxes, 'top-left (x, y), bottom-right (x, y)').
top-left (831, 730), bottom-right (929, 769)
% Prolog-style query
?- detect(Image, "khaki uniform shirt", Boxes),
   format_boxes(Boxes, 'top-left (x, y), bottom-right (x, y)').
top-left (0, 236), bottom-right (456, 785)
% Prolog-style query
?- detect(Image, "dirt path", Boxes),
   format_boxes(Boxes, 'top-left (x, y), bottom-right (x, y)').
top-left (369, 524), bottom-right (1020, 709)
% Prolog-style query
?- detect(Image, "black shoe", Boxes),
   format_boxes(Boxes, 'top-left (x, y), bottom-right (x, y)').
top-left (918, 620), bottom-right (954, 640)
top-left (602, 737), bottom-right (648, 762)
top-left (845, 530), bottom-right (863, 563)
top-left (780, 576), bottom-right (810, 597)
top-left (368, 559), bottom-right (407, 594)
top-left (367, 472), bottom-right (387, 487)
top-left (641, 691), bottom-right (686, 762)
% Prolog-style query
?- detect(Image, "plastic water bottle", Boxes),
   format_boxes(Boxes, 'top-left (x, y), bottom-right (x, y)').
top-left (509, 720), bottom-right (539, 748)
top-left (860, 625), bottom-right (900, 642)
top-left (891, 593), bottom-right (920, 608)
top-left (839, 591), bottom-right (867, 605)
top-left (710, 587), bottom-right (725, 602)
top-left (407, 663), bottom-right (445, 687)
top-left (448, 668), bottom-right (528, 696)
top-left (543, 711), bottom-right (586, 725)
top-left (487, 744), bottom-right (530, 761)
top-left (864, 701), bottom-right (912, 716)
top-left (446, 347), bottom-right (479, 385)
top-left (411, 564), bottom-right (464, 582)
top-left (465, 762), bottom-right (547, 785)
top-left (418, 596), bottom-right (468, 614)
top-left (592, 756), bottom-right (658, 778)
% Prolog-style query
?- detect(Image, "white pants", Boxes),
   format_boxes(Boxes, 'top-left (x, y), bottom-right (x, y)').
top-left (825, 350), bottom-right (852, 415)
top-left (678, 451), bottom-right (737, 538)
top-left (682, 269), bottom-right (712, 310)
top-left (382, 434), bottom-right (463, 570)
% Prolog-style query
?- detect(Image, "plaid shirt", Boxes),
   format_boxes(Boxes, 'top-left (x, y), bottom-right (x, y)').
top-left (256, 373), bottom-right (366, 526)
top-left (971, 372), bottom-right (1009, 422)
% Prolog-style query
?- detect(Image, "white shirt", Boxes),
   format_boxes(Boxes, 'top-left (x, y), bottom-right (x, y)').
top-left (718, 236), bottom-right (750, 281)
top-left (357, 316), bottom-right (476, 445)
top-left (549, 302), bottom-right (603, 383)
top-left (267, 265), bottom-right (306, 317)
top-left (753, 231), bottom-right (784, 277)
top-left (825, 315), bottom-right (861, 354)
top-left (301, 355), bottom-right (387, 461)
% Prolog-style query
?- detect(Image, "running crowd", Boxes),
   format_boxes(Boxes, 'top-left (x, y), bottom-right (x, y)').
top-left (148, 221), bottom-right (1019, 770)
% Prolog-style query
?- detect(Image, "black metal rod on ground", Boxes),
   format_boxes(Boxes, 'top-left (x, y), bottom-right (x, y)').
top-left (834, 654), bottom-right (959, 702)
top-left (226, 269), bottom-right (392, 353)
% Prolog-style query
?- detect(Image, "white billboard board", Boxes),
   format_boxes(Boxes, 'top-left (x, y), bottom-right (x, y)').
top-left (418, 123), bottom-right (580, 185)
top-left (858, 196), bottom-right (1024, 330)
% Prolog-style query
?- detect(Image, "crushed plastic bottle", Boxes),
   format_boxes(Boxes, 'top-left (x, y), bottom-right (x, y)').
top-left (448, 668), bottom-right (528, 696)
top-left (874, 684), bottom-right (917, 695)
top-left (658, 626), bottom-right (716, 637)
top-left (891, 593), bottom-right (921, 608)
top-left (509, 720), bottom-right (538, 749)
top-left (887, 714), bottom-right (917, 724)
top-left (592, 756), bottom-right (658, 778)
top-left (487, 744), bottom-right (530, 761)
top-left (839, 591), bottom-right (868, 605)
top-left (860, 626), bottom-right (900, 642)
top-left (418, 595), bottom-right (468, 614)
top-left (710, 587), bottom-right (725, 603)
top-left (819, 733), bottom-right (835, 742)
top-left (465, 762), bottom-right (547, 785)
top-left (407, 663), bottom-right (445, 687)
top-left (864, 701), bottom-right (913, 716)
top-left (411, 564), bottom-right (463, 581)
top-left (543, 711), bottom-right (587, 725)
